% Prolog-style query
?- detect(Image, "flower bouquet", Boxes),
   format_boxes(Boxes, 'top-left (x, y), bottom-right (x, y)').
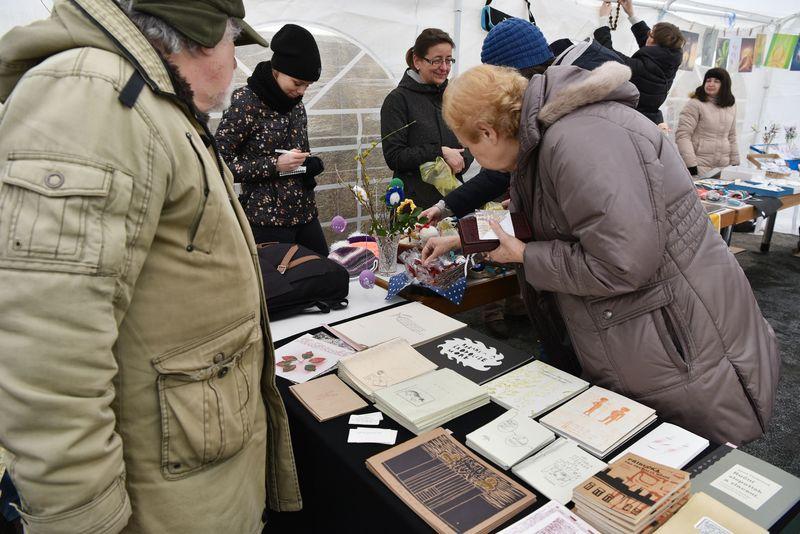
top-left (337, 124), bottom-right (427, 275)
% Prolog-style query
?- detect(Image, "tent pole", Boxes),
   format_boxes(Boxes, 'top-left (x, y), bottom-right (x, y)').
top-left (632, 1), bottom-right (773, 24)
top-left (453, 0), bottom-right (463, 78)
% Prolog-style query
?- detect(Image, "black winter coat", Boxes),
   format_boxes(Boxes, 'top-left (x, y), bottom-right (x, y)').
top-left (380, 71), bottom-right (473, 208)
top-left (444, 169), bottom-right (510, 218)
top-left (594, 21), bottom-right (681, 124)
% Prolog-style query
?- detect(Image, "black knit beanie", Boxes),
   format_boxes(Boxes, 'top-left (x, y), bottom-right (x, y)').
top-left (270, 24), bottom-right (322, 82)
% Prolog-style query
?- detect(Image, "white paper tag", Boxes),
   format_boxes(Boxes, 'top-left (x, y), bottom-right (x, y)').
top-left (709, 464), bottom-right (782, 510)
top-left (347, 427), bottom-right (397, 445)
top-left (476, 210), bottom-right (515, 239)
top-left (348, 412), bottom-right (384, 426)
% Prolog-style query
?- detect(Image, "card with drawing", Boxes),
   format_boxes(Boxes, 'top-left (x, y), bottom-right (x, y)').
top-left (274, 333), bottom-right (354, 384)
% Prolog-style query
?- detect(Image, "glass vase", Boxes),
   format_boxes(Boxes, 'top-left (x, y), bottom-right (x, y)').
top-left (375, 233), bottom-right (401, 276)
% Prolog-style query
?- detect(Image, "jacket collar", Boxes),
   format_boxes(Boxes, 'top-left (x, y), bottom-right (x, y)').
top-left (399, 69), bottom-right (447, 94)
top-left (518, 62), bottom-right (637, 157)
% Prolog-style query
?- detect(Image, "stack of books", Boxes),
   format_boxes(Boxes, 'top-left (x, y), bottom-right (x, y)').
top-left (373, 368), bottom-right (489, 435)
top-left (483, 360), bottom-right (589, 418)
top-left (572, 453), bottom-right (690, 533)
top-left (336, 338), bottom-right (436, 402)
top-left (465, 409), bottom-right (555, 470)
top-left (539, 386), bottom-right (656, 457)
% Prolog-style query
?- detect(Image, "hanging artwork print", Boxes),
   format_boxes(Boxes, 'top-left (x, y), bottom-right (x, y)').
top-left (715, 38), bottom-right (730, 69)
top-left (726, 37), bottom-right (741, 73)
top-left (791, 38), bottom-right (800, 72)
top-left (765, 34), bottom-right (799, 69)
top-left (679, 30), bottom-right (700, 71)
top-left (739, 38), bottom-right (756, 72)
top-left (415, 326), bottom-right (533, 385)
top-left (754, 34), bottom-right (768, 67)
top-left (701, 29), bottom-right (718, 66)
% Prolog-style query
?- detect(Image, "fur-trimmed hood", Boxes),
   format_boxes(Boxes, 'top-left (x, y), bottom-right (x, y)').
top-left (518, 62), bottom-right (638, 155)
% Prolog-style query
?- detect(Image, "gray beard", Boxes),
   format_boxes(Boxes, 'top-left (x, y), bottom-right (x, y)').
top-left (208, 81), bottom-right (236, 114)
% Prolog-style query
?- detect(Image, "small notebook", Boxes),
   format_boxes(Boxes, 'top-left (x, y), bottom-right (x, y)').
top-left (274, 333), bottom-right (355, 384)
top-left (512, 438), bottom-right (607, 505)
top-left (497, 501), bottom-right (600, 534)
top-left (289, 374), bottom-right (368, 422)
top-left (656, 492), bottom-right (767, 533)
top-left (688, 445), bottom-right (800, 529)
top-left (610, 422), bottom-right (709, 469)
top-left (415, 327), bottom-right (533, 385)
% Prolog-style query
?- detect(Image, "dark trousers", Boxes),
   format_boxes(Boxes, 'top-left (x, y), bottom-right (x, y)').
top-left (251, 218), bottom-right (329, 256)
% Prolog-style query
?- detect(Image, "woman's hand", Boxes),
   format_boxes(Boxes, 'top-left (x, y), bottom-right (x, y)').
top-left (484, 220), bottom-right (525, 264)
top-left (442, 146), bottom-right (465, 174)
top-left (276, 149), bottom-right (310, 172)
top-left (620, 0), bottom-right (634, 16)
top-left (420, 205), bottom-right (444, 225)
top-left (421, 235), bottom-right (461, 264)
top-left (600, 1), bottom-right (612, 17)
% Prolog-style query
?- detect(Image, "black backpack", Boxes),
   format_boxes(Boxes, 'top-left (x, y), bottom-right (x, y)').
top-left (257, 242), bottom-right (349, 320)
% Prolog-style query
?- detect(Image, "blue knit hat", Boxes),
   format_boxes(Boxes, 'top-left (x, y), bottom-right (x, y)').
top-left (481, 18), bottom-right (554, 70)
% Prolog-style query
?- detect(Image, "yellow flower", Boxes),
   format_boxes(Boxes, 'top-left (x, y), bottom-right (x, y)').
top-left (396, 198), bottom-right (416, 215)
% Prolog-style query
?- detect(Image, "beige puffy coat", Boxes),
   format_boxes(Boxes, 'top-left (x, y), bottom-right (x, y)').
top-left (0, 0), bottom-right (301, 532)
top-left (675, 97), bottom-right (740, 175)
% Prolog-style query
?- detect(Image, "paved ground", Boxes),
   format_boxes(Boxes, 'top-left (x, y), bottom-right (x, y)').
top-left (455, 231), bottom-right (800, 477)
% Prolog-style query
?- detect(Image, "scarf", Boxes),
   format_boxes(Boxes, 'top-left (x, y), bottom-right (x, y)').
top-left (247, 61), bottom-right (302, 113)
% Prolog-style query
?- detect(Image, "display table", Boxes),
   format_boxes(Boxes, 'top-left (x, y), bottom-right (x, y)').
top-left (268, 279), bottom-right (405, 342)
top-left (267, 329), bottom-right (800, 533)
top-left (373, 271), bottom-right (520, 314)
top-left (714, 193), bottom-right (800, 252)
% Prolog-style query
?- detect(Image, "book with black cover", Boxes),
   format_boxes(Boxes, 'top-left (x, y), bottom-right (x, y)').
top-left (688, 444), bottom-right (800, 529)
top-left (414, 327), bottom-right (534, 385)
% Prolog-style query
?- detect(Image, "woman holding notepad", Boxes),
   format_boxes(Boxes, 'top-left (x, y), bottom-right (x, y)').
top-left (216, 24), bottom-right (328, 254)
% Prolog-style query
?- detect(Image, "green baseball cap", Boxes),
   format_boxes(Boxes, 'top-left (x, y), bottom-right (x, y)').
top-left (132, 0), bottom-right (268, 48)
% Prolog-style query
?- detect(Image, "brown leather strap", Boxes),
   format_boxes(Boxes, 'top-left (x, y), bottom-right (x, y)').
top-left (277, 245), bottom-right (299, 274)
top-left (286, 255), bottom-right (320, 270)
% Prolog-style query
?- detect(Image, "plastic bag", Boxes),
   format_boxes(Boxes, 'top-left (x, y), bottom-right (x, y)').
top-left (420, 157), bottom-right (461, 196)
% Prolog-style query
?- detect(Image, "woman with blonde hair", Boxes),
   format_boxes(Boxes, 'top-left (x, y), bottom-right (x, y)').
top-left (424, 62), bottom-right (779, 445)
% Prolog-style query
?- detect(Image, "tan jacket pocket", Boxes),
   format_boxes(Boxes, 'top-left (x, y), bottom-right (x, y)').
top-left (152, 313), bottom-right (261, 480)
top-left (0, 156), bottom-right (128, 273)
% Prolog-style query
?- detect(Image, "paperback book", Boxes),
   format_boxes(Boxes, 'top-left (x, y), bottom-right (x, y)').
top-left (373, 368), bottom-right (489, 435)
top-left (483, 360), bottom-right (589, 418)
top-left (610, 422), bottom-right (709, 469)
top-left (539, 386), bottom-right (656, 457)
top-left (366, 428), bottom-right (535, 534)
top-left (465, 409), bottom-right (555, 470)
top-left (288, 374), bottom-right (368, 422)
top-left (336, 338), bottom-right (437, 402)
top-left (274, 332), bottom-right (355, 383)
top-left (497, 501), bottom-right (600, 534)
top-left (656, 492), bottom-right (767, 533)
top-left (512, 438), bottom-right (608, 505)
top-left (415, 327), bottom-right (534, 385)
top-left (327, 301), bottom-right (465, 349)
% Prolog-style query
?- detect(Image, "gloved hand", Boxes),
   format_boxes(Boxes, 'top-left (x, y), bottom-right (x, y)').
top-left (301, 156), bottom-right (324, 190)
top-left (688, 166), bottom-right (698, 176)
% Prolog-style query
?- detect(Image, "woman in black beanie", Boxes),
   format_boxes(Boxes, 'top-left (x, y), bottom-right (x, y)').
top-left (216, 23), bottom-right (329, 255)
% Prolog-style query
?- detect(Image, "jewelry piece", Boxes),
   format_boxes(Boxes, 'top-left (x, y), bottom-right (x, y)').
top-left (609, 1), bottom-right (622, 30)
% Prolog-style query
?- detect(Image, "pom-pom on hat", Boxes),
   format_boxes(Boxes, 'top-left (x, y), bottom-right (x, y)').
top-left (481, 18), bottom-right (553, 71)
top-left (270, 24), bottom-right (322, 82)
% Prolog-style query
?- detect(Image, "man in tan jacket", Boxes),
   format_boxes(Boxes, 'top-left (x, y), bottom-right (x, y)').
top-left (0, 1), bottom-right (301, 532)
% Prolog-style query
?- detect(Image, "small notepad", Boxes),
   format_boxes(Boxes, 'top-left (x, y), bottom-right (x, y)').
top-left (289, 374), bottom-right (367, 422)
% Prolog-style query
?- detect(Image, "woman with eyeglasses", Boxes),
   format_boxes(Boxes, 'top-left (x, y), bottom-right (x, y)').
top-left (380, 28), bottom-right (473, 208)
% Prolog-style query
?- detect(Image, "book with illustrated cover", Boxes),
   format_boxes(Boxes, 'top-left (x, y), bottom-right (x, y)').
top-left (337, 338), bottom-right (437, 402)
top-left (415, 327), bottom-right (533, 385)
top-left (512, 438), bottom-right (607, 505)
top-left (497, 501), bottom-right (600, 534)
top-left (366, 428), bottom-right (535, 534)
top-left (483, 360), bottom-right (589, 418)
top-left (572, 453), bottom-right (690, 533)
top-left (539, 386), bottom-right (656, 457)
top-left (327, 301), bottom-right (465, 350)
top-left (610, 422), bottom-right (709, 469)
top-left (274, 332), bottom-right (355, 384)
top-left (374, 368), bottom-right (489, 435)
top-left (688, 445), bottom-right (800, 529)
top-left (288, 374), bottom-right (368, 422)
top-left (656, 492), bottom-right (767, 533)
top-left (465, 409), bottom-right (555, 470)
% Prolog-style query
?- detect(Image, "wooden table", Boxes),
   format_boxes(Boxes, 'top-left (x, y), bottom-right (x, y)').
top-left (374, 271), bottom-right (520, 315)
top-left (712, 193), bottom-right (800, 252)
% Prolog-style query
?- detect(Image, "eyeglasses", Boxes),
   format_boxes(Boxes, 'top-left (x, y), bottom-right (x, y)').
top-left (422, 57), bottom-right (456, 67)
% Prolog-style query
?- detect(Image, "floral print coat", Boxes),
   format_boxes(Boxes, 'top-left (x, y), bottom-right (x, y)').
top-left (216, 86), bottom-right (317, 227)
